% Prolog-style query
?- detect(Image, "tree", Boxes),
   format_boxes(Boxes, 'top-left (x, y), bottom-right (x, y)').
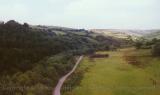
top-left (23, 23), bottom-right (29, 28)
top-left (152, 42), bottom-right (160, 56)
top-left (135, 41), bottom-right (143, 49)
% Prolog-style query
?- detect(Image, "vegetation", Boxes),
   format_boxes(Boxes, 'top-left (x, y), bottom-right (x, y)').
top-left (144, 31), bottom-right (160, 40)
top-left (135, 41), bottom-right (143, 49)
top-left (134, 38), bottom-right (160, 56)
top-left (152, 42), bottom-right (160, 56)
top-left (63, 48), bottom-right (160, 95)
top-left (0, 20), bottom-right (123, 95)
top-left (1, 20), bottom-right (159, 95)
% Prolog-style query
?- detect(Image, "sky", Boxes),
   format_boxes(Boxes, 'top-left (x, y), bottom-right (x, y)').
top-left (0, 0), bottom-right (159, 29)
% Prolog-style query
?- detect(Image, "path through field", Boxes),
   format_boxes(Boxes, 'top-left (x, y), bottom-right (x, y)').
top-left (63, 49), bottom-right (160, 95)
top-left (53, 56), bottom-right (83, 95)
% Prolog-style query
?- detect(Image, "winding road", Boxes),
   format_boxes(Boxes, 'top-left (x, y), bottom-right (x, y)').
top-left (53, 56), bottom-right (83, 95)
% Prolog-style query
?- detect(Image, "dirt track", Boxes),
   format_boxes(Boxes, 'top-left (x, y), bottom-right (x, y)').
top-left (53, 56), bottom-right (83, 95)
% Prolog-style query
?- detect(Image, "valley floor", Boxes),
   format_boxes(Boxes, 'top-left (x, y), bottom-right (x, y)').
top-left (62, 48), bottom-right (160, 95)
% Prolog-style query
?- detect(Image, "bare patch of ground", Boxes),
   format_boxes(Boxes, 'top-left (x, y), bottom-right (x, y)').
top-left (89, 54), bottom-right (109, 58)
top-left (123, 49), bottom-right (141, 67)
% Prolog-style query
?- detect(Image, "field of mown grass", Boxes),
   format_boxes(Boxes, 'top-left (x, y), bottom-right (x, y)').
top-left (63, 48), bottom-right (160, 95)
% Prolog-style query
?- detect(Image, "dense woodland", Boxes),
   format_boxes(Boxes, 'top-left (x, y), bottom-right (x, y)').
top-left (0, 20), bottom-right (124, 95)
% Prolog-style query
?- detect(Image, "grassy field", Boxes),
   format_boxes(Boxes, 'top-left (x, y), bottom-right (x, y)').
top-left (63, 48), bottom-right (160, 95)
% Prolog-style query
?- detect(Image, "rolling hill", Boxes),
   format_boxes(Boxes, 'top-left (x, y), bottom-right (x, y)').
top-left (0, 20), bottom-right (127, 95)
top-left (143, 31), bottom-right (160, 40)
top-left (90, 29), bottom-right (160, 40)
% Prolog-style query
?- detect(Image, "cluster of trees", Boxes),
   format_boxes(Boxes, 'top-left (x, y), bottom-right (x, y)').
top-left (134, 38), bottom-right (160, 56)
top-left (0, 20), bottom-right (122, 95)
top-left (0, 54), bottom-right (75, 95)
top-left (152, 41), bottom-right (160, 56)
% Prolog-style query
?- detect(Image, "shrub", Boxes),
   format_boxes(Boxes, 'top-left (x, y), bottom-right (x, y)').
top-left (135, 41), bottom-right (143, 49)
top-left (152, 42), bottom-right (160, 56)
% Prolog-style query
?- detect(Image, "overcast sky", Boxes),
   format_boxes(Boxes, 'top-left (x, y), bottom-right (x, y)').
top-left (0, 0), bottom-right (159, 29)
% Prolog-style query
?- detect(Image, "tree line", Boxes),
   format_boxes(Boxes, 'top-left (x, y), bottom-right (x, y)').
top-left (135, 38), bottom-right (160, 56)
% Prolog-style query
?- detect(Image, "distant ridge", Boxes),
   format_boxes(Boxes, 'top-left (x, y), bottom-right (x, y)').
top-left (31, 25), bottom-right (86, 32)
top-left (144, 31), bottom-right (160, 40)
top-left (90, 29), bottom-right (160, 40)
top-left (90, 29), bottom-right (159, 36)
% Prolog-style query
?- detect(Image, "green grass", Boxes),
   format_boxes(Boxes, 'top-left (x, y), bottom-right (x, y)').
top-left (54, 31), bottom-right (66, 35)
top-left (63, 48), bottom-right (160, 95)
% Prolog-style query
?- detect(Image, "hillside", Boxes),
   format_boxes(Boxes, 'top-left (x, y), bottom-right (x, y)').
top-left (0, 20), bottom-right (124, 95)
top-left (90, 29), bottom-right (159, 40)
top-left (0, 20), bottom-right (159, 95)
top-left (31, 25), bottom-right (88, 35)
top-left (143, 31), bottom-right (160, 40)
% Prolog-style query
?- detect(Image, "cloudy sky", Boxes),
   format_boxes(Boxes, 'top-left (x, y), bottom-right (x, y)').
top-left (0, 0), bottom-right (159, 29)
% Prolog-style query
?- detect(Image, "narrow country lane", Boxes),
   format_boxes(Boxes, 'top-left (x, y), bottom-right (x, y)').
top-left (53, 56), bottom-right (83, 95)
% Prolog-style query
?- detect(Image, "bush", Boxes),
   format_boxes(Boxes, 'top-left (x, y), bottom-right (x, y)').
top-left (152, 42), bottom-right (160, 56)
top-left (135, 41), bottom-right (143, 49)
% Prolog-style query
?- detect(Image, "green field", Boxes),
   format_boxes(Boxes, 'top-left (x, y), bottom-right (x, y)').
top-left (63, 48), bottom-right (160, 95)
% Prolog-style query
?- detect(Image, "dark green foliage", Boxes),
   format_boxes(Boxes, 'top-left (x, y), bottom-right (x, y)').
top-left (135, 41), bottom-right (143, 49)
top-left (0, 20), bottom-right (100, 74)
top-left (0, 20), bottom-right (122, 95)
top-left (152, 42), bottom-right (160, 56)
top-left (94, 35), bottom-right (120, 50)
top-left (134, 38), bottom-right (160, 50)
top-left (0, 54), bottom-right (75, 95)
top-left (134, 37), bottom-right (160, 56)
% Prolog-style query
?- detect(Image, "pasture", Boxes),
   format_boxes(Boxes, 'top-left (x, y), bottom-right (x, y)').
top-left (63, 48), bottom-right (160, 95)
